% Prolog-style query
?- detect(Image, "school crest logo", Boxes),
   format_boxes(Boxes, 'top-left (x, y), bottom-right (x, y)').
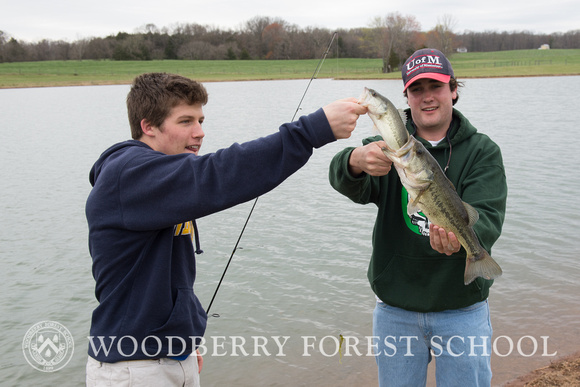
top-left (22, 321), bottom-right (74, 372)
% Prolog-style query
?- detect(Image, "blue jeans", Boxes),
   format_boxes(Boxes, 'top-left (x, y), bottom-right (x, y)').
top-left (372, 300), bottom-right (492, 387)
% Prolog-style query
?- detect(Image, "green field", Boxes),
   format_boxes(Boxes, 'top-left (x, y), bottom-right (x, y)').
top-left (0, 49), bottom-right (579, 88)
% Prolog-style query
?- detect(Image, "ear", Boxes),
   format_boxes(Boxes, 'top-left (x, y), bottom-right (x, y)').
top-left (140, 119), bottom-right (156, 138)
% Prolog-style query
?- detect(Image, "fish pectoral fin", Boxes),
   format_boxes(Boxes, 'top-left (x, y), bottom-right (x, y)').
top-left (407, 199), bottom-right (422, 215)
top-left (463, 201), bottom-right (480, 227)
top-left (406, 186), bottom-right (430, 215)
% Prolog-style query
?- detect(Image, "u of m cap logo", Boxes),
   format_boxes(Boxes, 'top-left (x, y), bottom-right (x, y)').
top-left (406, 55), bottom-right (443, 71)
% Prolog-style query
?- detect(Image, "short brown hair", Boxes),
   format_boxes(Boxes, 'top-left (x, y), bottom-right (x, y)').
top-left (127, 73), bottom-right (209, 139)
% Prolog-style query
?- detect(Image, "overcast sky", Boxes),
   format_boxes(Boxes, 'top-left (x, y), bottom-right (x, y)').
top-left (3, 0), bottom-right (578, 42)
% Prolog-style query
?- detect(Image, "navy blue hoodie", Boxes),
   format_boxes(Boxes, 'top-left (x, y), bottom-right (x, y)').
top-left (86, 109), bottom-right (334, 362)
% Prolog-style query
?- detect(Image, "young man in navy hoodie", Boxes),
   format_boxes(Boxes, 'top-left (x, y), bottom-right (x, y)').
top-left (85, 72), bottom-right (366, 386)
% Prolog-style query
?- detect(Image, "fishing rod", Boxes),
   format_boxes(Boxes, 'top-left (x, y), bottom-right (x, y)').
top-left (206, 31), bottom-right (338, 316)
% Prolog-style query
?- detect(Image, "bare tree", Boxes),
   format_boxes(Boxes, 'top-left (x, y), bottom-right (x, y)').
top-left (368, 13), bottom-right (421, 73)
top-left (0, 30), bottom-right (9, 61)
top-left (243, 16), bottom-right (273, 58)
top-left (4, 38), bottom-right (27, 62)
top-left (262, 23), bottom-right (288, 59)
top-left (241, 16), bottom-right (291, 59)
top-left (3, 16), bottom-right (580, 63)
top-left (71, 38), bottom-right (88, 60)
top-left (427, 14), bottom-right (457, 56)
top-left (84, 38), bottom-right (113, 60)
top-left (178, 41), bottom-right (207, 60)
top-left (365, 17), bottom-right (388, 61)
top-left (304, 27), bottom-right (334, 59)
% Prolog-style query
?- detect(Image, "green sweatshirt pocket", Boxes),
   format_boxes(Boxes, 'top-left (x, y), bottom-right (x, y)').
top-left (370, 253), bottom-right (489, 313)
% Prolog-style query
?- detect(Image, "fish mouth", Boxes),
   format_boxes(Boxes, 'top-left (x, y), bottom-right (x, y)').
top-left (357, 88), bottom-right (370, 105)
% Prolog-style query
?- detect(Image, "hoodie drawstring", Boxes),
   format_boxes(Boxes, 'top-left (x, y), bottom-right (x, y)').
top-left (193, 220), bottom-right (203, 255)
top-left (410, 122), bottom-right (453, 175)
top-left (443, 130), bottom-right (453, 174)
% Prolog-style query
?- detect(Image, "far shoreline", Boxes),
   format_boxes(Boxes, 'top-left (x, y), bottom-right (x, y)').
top-left (1, 73), bottom-right (578, 90)
top-left (1, 50), bottom-right (578, 89)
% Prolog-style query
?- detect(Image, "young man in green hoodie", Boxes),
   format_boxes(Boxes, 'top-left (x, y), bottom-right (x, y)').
top-left (329, 49), bottom-right (507, 386)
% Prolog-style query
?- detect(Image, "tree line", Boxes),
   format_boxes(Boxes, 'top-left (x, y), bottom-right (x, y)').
top-left (1, 14), bottom-right (578, 71)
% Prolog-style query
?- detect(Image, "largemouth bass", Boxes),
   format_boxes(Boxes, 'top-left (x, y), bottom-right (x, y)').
top-left (357, 87), bottom-right (409, 150)
top-left (358, 87), bottom-right (502, 285)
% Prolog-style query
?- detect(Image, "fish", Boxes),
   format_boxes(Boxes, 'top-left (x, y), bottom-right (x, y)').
top-left (357, 87), bottom-right (409, 150)
top-left (357, 87), bottom-right (502, 285)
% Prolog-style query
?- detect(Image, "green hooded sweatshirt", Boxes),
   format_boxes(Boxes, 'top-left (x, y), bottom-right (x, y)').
top-left (329, 108), bottom-right (507, 312)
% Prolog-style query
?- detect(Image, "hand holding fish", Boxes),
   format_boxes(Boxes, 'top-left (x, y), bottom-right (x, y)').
top-left (323, 98), bottom-right (367, 140)
top-left (430, 224), bottom-right (461, 256)
top-left (348, 141), bottom-right (393, 177)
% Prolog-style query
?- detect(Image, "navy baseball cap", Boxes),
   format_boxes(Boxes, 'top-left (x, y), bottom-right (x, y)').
top-left (402, 48), bottom-right (454, 91)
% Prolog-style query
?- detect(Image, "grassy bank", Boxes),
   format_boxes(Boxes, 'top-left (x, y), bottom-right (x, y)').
top-left (0, 49), bottom-right (578, 89)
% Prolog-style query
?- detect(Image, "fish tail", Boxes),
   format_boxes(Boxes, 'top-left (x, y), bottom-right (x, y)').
top-left (464, 251), bottom-right (502, 285)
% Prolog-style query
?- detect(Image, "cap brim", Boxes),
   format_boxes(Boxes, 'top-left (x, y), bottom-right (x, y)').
top-left (404, 73), bottom-right (451, 91)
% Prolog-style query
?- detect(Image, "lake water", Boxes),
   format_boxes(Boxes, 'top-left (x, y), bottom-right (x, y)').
top-left (1, 76), bottom-right (579, 386)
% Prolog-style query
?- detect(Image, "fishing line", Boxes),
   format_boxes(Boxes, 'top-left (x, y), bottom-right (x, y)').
top-left (206, 31), bottom-right (338, 317)
top-left (291, 32), bottom-right (338, 121)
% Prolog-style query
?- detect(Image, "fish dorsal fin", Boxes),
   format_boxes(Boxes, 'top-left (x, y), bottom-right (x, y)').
top-left (463, 202), bottom-right (479, 226)
top-left (398, 109), bottom-right (407, 125)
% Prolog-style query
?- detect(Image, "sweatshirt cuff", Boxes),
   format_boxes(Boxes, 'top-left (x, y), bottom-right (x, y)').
top-left (304, 108), bottom-right (336, 149)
